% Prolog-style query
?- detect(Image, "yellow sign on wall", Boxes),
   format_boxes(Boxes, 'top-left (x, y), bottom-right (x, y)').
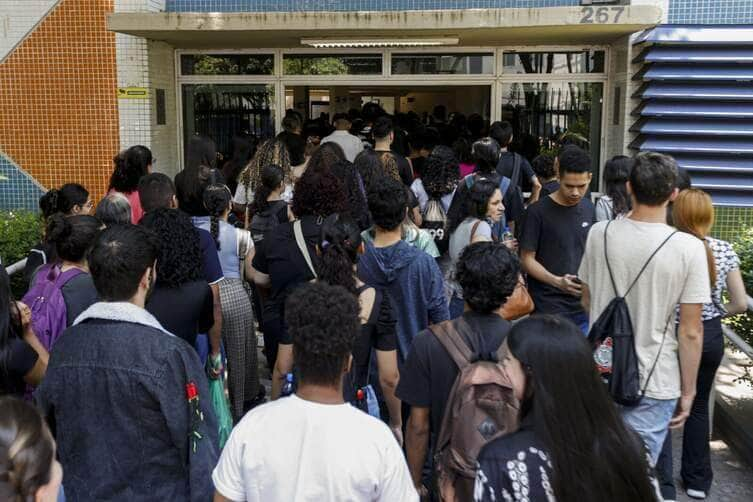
top-left (117, 87), bottom-right (148, 99)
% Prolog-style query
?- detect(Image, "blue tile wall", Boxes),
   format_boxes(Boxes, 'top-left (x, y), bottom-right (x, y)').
top-left (0, 153), bottom-right (45, 212)
top-left (668, 0), bottom-right (753, 24)
top-left (165, 0), bottom-right (579, 12)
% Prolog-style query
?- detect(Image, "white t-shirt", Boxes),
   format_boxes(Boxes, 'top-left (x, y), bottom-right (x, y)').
top-left (233, 182), bottom-right (293, 206)
top-left (578, 219), bottom-right (711, 400)
top-left (213, 394), bottom-right (418, 502)
top-left (321, 130), bottom-right (365, 162)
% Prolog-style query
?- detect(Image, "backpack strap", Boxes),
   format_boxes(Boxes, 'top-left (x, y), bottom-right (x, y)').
top-left (469, 219), bottom-right (482, 242)
top-left (510, 153), bottom-right (522, 191)
top-left (623, 231), bottom-right (677, 298)
top-left (49, 264), bottom-right (84, 287)
top-left (429, 319), bottom-right (474, 370)
top-left (293, 219), bottom-right (317, 280)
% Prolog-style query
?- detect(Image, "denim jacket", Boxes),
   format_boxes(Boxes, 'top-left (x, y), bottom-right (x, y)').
top-left (37, 302), bottom-right (219, 501)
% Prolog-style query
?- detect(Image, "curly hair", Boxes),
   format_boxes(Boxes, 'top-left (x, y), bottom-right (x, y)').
top-left (291, 169), bottom-right (347, 219)
top-left (202, 184), bottom-right (232, 250)
top-left (307, 142), bottom-right (346, 174)
top-left (139, 208), bottom-right (203, 289)
top-left (447, 176), bottom-right (498, 234)
top-left (109, 145), bottom-right (152, 193)
top-left (532, 154), bottom-right (556, 180)
top-left (285, 282), bottom-right (360, 386)
top-left (317, 214), bottom-right (362, 295)
top-left (367, 176), bottom-right (407, 231)
top-left (239, 138), bottom-right (291, 195)
top-left (422, 145), bottom-right (459, 198)
top-left (456, 241), bottom-right (519, 314)
top-left (354, 149), bottom-right (387, 192)
top-left (331, 160), bottom-right (370, 231)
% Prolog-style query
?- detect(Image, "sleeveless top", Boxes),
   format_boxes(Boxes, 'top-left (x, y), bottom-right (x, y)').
top-left (192, 216), bottom-right (243, 279)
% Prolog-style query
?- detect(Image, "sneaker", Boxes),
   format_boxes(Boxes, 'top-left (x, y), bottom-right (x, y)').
top-left (686, 488), bottom-right (707, 499)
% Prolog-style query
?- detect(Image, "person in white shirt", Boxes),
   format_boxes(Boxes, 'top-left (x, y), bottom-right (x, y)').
top-left (213, 282), bottom-right (417, 502)
top-left (321, 113), bottom-right (365, 163)
top-left (579, 152), bottom-right (710, 467)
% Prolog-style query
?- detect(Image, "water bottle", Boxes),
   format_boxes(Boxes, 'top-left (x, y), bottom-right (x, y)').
top-left (281, 373), bottom-right (295, 397)
top-left (502, 226), bottom-right (514, 243)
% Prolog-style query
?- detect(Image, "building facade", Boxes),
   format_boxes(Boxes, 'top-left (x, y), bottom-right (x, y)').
top-left (0, 0), bottom-right (751, 234)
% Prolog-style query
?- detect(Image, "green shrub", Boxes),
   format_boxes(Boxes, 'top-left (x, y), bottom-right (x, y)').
top-left (0, 210), bottom-right (43, 297)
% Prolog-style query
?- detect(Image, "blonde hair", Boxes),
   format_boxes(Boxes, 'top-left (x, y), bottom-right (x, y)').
top-left (673, 188), bottom-right (717, 286)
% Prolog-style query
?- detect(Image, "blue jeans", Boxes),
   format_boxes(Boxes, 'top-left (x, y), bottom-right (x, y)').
top-left (621, 397), bottom-right (678, 466)
top-left (561, 311), bottom-right (590, 335)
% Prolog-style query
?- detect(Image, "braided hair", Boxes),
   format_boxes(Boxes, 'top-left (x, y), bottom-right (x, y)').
top-left (203, 184), bottom-right (232, 250)
top-left (317, 214), bottom-right (362, 296)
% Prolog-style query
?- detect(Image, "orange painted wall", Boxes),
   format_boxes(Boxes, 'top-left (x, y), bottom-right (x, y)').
top-left (0, 0), bottom-right (119, 201)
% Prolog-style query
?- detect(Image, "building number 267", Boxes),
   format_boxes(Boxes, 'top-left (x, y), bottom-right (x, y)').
top-left (580, 6), bottom-right (626, 24)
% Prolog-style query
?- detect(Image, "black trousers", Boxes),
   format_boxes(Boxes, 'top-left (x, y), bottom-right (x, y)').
top-left (656, 317), bottom-right (724, 498)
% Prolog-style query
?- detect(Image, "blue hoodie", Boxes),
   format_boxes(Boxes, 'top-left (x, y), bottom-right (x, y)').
top-left (358, 240), bottom-right (449, 363)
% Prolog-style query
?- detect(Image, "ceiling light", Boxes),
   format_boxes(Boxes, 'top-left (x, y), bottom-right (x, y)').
top-left (300, 37), bottom-right (459, 48)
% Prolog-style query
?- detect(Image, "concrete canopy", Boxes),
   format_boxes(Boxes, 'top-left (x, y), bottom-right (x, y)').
top-left (108, 6), bottom-right (662, 48)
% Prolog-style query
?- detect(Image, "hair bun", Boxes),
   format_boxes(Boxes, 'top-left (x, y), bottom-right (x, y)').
top-left (45, 213), bottom-right (71, 243)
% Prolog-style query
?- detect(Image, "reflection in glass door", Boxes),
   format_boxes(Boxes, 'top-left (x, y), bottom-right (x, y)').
top-left (500, 82), bottom-right (603, 187)
top-left (182, 84), bottom-right (276, 162)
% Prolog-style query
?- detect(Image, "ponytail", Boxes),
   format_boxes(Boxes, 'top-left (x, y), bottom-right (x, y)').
top-left (39, 184), bottom-right (88, 219)
top-left (317, 214), bottom-right (362, 296)
top-left (203, 184), bottom-right (232, 251)
top-left (672, 188), bottom-right (717, 286)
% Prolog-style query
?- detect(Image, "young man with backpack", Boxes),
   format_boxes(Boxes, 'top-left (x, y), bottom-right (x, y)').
top-left (491, 121), bottom-right (542, 206)
top-left (579, 152), bottom-right (709, 466)
top-left (397, 242), bottom-right (520, 500)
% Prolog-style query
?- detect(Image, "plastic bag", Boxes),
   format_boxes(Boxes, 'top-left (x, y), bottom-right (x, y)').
top-left (207, 354), bottom-right (233, 448)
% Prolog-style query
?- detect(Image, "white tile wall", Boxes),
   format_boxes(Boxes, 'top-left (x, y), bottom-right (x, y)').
top-left (148, 40), bottom-right (178, 177)
top-left (0, 0), bottom-right (58, 62)
top-left (114, 1), bottom-right (168, 153)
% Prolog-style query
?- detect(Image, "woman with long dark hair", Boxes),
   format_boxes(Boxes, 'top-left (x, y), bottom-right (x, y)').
top-left (175, 135), bottom-right (224, 217)
top-left (24, 183), bottom-right (92, 283)
top-left (222, 132), bottom-right (257, 195)
top-left (0, 396), bottom-right (62, 500)
top-left (657, 189), bottom-right (749, 500)
top-left (316, 214), bottom-right (402, 442)
top-left (475, 315), bottom-right (657, 502)
top-left (411, 145), bottom-right (459, 214)
top-left (195, 184), bottom-right (260, 420)
top-left (141, 208), bottom-right (214, 349)
top-left (109, 145), bottom-right (152, 223)
top-left (596, 155), bottom-right (632, 221)
top-left (0, 268), bottom-right (48, 397)
top-left (446, 178), bottom-right (505, 319)
top-left (249, 164), bottom-right (291, 245)
top-left (251, 168), bottom-right (347, 399)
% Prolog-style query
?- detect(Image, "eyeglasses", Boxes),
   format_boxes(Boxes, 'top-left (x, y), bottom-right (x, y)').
top-left (83, 200), bottom-right (94, 209)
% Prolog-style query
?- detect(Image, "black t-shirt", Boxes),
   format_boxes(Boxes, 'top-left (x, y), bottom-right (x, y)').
top-left (396, 311), bottom-right (511, 438)
top-left (251, 216), bottom-right (321, 340)
top-left (146, 280), bottom-right (214, 347)
top-left (345, 287), bottom-right (397, 401)
top-left (24, 242), bottom-right (52, 286)
top-left (496, 152), bottom-right (534, 190)
top-left (520, 195), bottom-right (595, 315)
top-left (62, 274), bottom-right (98, 326)
top-left (376, 149), bottom-right (414, 187)
top-left (0, 338), bottom-right (38, 396)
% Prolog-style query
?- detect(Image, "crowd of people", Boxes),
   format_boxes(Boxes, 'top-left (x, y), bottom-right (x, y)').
top-left (0, 102), bottom-right (749, 502)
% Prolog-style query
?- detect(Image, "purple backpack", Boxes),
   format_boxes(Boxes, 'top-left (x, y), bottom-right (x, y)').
top-left (22, 264), bottom-right (83, 351)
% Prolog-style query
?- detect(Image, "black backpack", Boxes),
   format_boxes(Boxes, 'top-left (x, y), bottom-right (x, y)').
top-left (588, 220), bottom-right (677, 406)
top-left (249, 200), bottom-right (288, 245)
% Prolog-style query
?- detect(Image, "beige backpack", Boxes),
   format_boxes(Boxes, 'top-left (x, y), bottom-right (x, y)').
top-left (430, 318), bottom-right (520, 502)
